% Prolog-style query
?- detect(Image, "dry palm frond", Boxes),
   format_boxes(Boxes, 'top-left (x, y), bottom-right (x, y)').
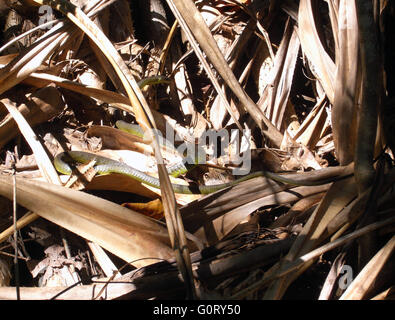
top-left (331, 0), bottom-right (359, 165)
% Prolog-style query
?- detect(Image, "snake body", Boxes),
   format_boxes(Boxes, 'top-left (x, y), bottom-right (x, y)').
top-left (54, 151), bottom-right (338, 194)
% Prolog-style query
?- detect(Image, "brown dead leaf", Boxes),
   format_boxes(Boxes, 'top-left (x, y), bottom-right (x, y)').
top-left (122, 199), bottom-right (164, 220)
top-left (298, 0), bottom-right (335, 102)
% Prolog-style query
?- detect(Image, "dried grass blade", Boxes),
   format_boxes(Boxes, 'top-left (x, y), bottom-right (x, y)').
top-left (331, 0), bottom-right (359, 165)
top-left (298, 0), bottom-right (335, 102)
top-left (266, 20), bottom-right (300, 129)
top-left (23, 71), bottom-right (133, 112)
top-left (327, 0), bottom-right (340, 57)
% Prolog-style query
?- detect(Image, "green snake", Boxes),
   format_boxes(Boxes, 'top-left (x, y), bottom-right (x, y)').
top-left (53, 76), bottom-right (343, 194)
top-left (53, 149), bottom-right (343, 194)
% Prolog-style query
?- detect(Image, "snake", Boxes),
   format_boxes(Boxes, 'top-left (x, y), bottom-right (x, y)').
top-left (53, 75), bottom-right (344, 194)
top-left (53, 150), bottom-right (344, 194)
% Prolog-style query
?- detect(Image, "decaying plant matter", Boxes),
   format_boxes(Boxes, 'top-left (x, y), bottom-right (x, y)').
top-left (0, 0), bottom-right (393, 300)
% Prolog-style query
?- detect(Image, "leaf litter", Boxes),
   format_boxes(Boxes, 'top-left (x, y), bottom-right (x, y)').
top-left (0, 0), bottom-right (393, 300)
